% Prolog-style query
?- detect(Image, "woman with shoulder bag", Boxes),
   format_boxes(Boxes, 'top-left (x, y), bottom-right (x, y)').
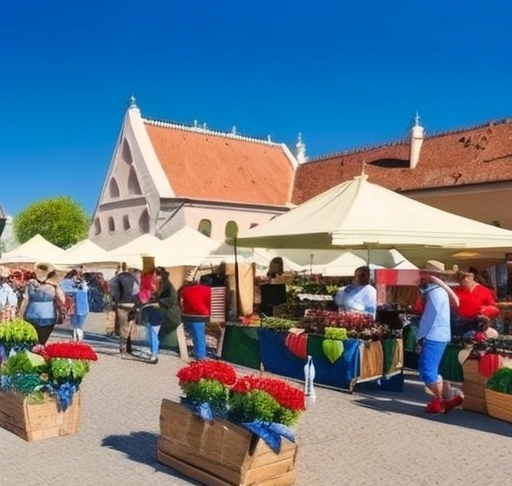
top-left (19, 262), bottom-right (66, 345)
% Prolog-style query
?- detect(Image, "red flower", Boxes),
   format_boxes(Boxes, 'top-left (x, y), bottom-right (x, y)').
top-left (233, 375), bottom-right (305, 412)
top-left (42, 342), bottom-right (98, 361)
top-left (177, 360), bottom-right (237, 387)
top-left (473, 332), bottom-right (487, 344)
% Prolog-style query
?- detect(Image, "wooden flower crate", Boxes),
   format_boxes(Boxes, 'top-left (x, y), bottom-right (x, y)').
top-left (157, 399), bottom-right (298, 486)
top-left (462, 359), bottom-right (489, 414)
top-left (0, 390), bottom-right (80, 442)
top-left (485, 389), bottom-right (512, 424)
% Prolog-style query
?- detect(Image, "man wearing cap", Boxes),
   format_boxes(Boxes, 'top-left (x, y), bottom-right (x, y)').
top-left (416, 260), bottom-right (463, 414)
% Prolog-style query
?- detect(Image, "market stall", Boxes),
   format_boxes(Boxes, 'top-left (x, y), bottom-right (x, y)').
top-left (219, 268), bottom-right (406, 393)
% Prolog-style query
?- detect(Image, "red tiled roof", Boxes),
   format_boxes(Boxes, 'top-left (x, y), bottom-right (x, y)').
top-left (292, 119), bottom-right (512, 204)
top-left (144, 121), bottom-right (295, 206)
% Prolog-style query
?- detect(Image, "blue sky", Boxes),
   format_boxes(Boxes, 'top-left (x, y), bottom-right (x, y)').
top-left (1, 0), bottom-right (511, 217)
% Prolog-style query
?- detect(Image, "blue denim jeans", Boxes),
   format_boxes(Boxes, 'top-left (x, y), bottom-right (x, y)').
top-left (183, 317), bottom-right (207, 360)
top-left (141, 306), bottom-right (162, 356)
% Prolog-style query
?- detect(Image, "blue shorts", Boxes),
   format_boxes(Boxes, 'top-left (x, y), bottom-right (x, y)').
top-left (418, 339), bottom-right (448, 385)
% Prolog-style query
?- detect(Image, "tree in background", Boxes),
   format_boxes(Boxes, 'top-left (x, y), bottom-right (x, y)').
top-left (14, 196), bottom-right (90, 249)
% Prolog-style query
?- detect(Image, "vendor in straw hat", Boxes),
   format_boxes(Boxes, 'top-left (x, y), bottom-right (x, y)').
top-left (19, 261), bottom-right (66, 345)
top-left (416, 260), bottom-right (464, 414)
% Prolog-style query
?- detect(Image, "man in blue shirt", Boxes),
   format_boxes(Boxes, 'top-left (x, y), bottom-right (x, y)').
top-left (417, 260), bottom-right (463, 414)
top-left (334, 266), bottom-right (376, 318)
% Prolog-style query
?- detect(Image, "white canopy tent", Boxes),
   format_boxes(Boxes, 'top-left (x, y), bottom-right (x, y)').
top-left (107, 227), bottom-right (220, 268)
top-left (236, 174), bottom-right (512, 265)
top-left (57, 239), bottom-right (114, 266)
top-left (0, 234), bottom-right (67, 264)
top-left (159, 227), bottom-right (220, 267)
top-left (271, 248), bottom-right (417, 276)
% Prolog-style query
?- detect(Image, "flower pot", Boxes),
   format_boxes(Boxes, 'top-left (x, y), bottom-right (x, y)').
top-left (484, 389), bottom-right (512, 423)
top-left (0, 390), bottom-right (80, 441)
top-left (157, 399), bottom-right (298, 486)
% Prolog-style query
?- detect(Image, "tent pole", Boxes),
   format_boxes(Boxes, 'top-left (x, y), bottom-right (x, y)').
top-left (234, 237), bottom-right (241, 317)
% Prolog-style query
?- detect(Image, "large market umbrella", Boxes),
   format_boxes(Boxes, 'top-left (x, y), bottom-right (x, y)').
top-left (235, 174), bottom-right (512, 265)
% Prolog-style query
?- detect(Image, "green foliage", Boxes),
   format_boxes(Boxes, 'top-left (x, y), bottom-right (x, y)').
top-left (274, 406), bottom-right (300, 427)
top-left (14, 196), bottom-right (90, 249)
top-left (486, 367), bottom-right (512, 394)
top-left (48, 358), bottom-right (90, 383)
top-left (261, 317), bottom-right (298, 332)
top-left (183, 379), bottom-right (228, 410)
top-left (0, 319), bottom-right (38, 345)
top-left (0, 351), bottom-right (39, 375)
top-left (324, 327), bottom-right (348, 340)
top-left (229, 389), bottom-right (279, 423)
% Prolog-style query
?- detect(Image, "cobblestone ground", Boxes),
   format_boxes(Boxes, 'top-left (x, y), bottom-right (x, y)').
top-left (2, 313), bottom-right (512, 486)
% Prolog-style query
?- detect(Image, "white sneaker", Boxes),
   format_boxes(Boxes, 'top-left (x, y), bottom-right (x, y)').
top-left (72, 329), bottom-right (78, 341)
top-left (76, 329), bottom-right (84, 341)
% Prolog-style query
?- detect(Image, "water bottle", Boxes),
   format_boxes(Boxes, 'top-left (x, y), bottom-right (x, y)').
top-left (303, 355), bottom-right (316, 400)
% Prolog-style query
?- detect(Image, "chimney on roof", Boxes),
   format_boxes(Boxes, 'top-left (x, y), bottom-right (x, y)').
top-left (409, 112), bottom-right (424, 169)
top-left (295, 132), bottom-right (308, 164)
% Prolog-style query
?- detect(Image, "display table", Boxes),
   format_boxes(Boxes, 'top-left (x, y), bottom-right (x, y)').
top-left (221, 325), bottom-right (404, 392)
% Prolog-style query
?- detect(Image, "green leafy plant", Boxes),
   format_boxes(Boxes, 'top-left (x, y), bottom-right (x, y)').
top-left (486, 367), bottom-right (512, 395)
top-left (324, 327), bottom-right (348, 340)
top-left (0, 319), bottom-right (38, 345)
top-left (183, 379), bottom-right (228, 411)
top-left (229, 389), bottom-right (280, 423)
top-left (261, 317), bottom-right (298, 332)
top-left (0, 351), bottom-right (39, 375)
top-left (229, 375), bottom-right (305, 426)
top-left (46, 358), bottom-right (90, 384)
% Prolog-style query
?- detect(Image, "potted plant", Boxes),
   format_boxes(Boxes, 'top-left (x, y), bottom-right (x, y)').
top-left (158, 359), bottom-right (304, 486)
top-left (484, 367), bottom-right (512, 423)
top-left (0, 320), bottom-right (98, 441)
top-left (0, 317), bottom-right (38, 357)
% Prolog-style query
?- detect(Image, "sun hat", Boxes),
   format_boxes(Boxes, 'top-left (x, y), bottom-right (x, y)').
top-left (420, 260), bottom-right (447, 274)
top-left (33, 261), bottom-right (55, 282)
top-left (0, 266), bottom-right (10, 279)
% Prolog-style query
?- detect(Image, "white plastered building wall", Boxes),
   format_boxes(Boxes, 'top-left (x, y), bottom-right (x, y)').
top-left (89, 101), bottom-right (175, 249)
top-left (89, 100), bottom-right (298, 251)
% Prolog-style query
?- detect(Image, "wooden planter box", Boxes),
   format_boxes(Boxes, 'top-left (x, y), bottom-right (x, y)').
top-left (0, 390), bottom-right (80, 442)
top-left (158, 399), bottom-right (298, 486)
top-left (462, 359), bottom-right (489, 414)
top-left (485, 389), bottom-right (512, 424)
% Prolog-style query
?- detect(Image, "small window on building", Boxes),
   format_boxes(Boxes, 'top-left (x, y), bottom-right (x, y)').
top-left (122, 139), bottom-right (133, 164)
top-left (198, 219), bottom-right (212, 237)
top-left (250, 223), bottom-right (258, 229)
top-left (128, 165), bottom-right (142, 195)
top-left (109, 178), bottom-right (120, 198)
top-left (108, 216), bottom-right (115, 232)
top-left (123, 215), bottom-right (131, 230)
top-left (94, 218), bottom-right (101, 235)
top-left (139, 208), bottom-right (150, 233)
top-left (225, 220), bottom-right (239, 240)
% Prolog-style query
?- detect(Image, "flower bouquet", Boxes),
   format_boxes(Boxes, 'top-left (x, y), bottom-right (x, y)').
top-left (158, 360), bottom-right (303, 486)
top-left (0, 319), bottom-right (98, 441)
top-left (176, 359), bottom-right (305, 452)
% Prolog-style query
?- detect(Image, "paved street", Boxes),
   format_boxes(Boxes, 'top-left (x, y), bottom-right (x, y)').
top-left (2, 313), bottom-right (512, 486)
